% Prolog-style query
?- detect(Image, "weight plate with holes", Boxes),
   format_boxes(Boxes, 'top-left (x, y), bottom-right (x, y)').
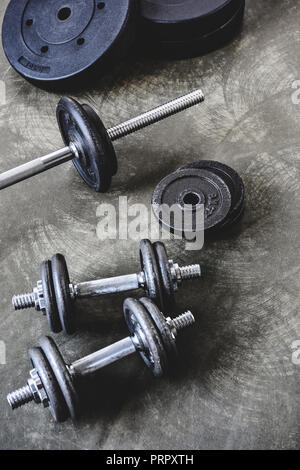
top-left (123, 298), bottom-right (165, 377)
top-left (51, 254), bottom-right (74, 335)
top-left (139, 240), bottom-right (164, 310)
top-left (2, 0), bottom-right (137, 89)
top-left (139, 0), bottom-right (245, 58)
top-left (152, 168), bottom-right (232, 235)
top-left (29, 346), bottom-right (69, 422)
top-left (152, 242), bottom-right (175, 312)
top-left (57, 97), bottom-right (115, 192)
top-left (40, 260), bottom-right (62, 334)
top-left (177, 160), bottom-right (245, 229)
top-left (39, 336), bottom-right (80, 421)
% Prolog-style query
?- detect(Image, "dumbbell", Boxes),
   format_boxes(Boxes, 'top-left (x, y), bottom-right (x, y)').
top-left (0, 89), bottom-right (204, 192)
top-left (7, 297), bottom-right (195, 422)
top-left (13, 239), bottom-right (201, 334)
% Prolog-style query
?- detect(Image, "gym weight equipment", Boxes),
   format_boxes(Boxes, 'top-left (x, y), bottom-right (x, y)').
top-left (7, 297), bottom-right (195, 422)
top-left (2, 0), bottom-right (137, 89)
top-left (177, 160), bottom-right (245, 230)
top-left (0, 89), bottom-right (204, 193)
top-left (13, 239), bottom-right (201, 334)
top-left (152, 161), bottom-right (245, 236)
top-left (139, 0), bottom-right (246, 58)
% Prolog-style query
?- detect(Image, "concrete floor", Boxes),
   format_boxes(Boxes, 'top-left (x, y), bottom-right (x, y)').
top-left (0, 0), bottom-right (299, 450)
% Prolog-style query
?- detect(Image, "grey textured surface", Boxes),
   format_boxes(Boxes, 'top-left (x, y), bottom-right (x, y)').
top-left (0, 0), bottom-right (299, 450)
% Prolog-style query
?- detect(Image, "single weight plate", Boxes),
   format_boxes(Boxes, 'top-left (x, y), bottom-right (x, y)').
top-left (139, 297), bottom-right (178, 363)
top-left (57, 97), bottom-right (114, 192)
top-left (39, 336), bottom-right (80, 421)
top-left (139, 239), bottom-right (164, 309)
top-left (153, 242), bottom-right (175, 312)
top-left (29, 346), bottom-right (69, 422)
top-left (82, 103), bottom-right (118, 178)
top-left (147, 1), bottom-right (245, 59)
top-left (51, 254), bottom-right (74, 335)
top-left (2, 0), bottom-right (137, 88)
top-left (124, 298), bottom-right (165, 377)
top-left (40, 260), bottom-right (62, 334)
top-left (140, 0), bottom-right (244, 48)
top-left (177, 160), bottom-right (245, 229)
top-left (152, 168), bottom-right (232, 235)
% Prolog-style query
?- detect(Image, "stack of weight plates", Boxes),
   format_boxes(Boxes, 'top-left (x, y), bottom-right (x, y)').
top-left (152, 160), bottom-right (245, 237)
top-left (139, 0), bottom-right (246, 58)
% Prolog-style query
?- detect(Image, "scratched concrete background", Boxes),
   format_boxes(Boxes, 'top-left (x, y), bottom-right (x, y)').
top-left (0, 0), bottom-right (299, 450)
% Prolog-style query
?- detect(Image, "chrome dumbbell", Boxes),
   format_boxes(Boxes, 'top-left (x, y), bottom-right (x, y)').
top-left (7, 297), bottom-right (195, 422)
top-left (13, 239), bottom-right (201, 334)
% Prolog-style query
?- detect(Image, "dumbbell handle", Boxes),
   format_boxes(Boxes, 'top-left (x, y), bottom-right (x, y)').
top-left (13, 262), bottom-right (201, 311)
top-left (69, 336), bottom-right (137, 377)
top-left (72, 272), bottom-right (144, 298)
top-left (0, 89), bottom-right (204, 190)
top-left (69, 310), bottom-right (194, 377)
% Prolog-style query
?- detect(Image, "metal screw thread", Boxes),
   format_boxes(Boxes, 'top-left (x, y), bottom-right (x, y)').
top-left (7, 385), bottom-right (34, 410)
top-left (12, 292), bottom-right (35, 310)
top-left (179, 264), bottom-right (201, 280)
top-left (172, 311), bottom-right (195, 331)
top-left (107, 89), bottom-right (205, 142)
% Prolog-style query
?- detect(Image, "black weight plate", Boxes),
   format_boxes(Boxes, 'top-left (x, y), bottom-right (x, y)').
top-left (51, 254), bottom-right (74, 335)
top-left (2, 0), bottom-right (137, 89)
top-left (140, 0), bottom-right (244, 41)
top-left (40, 260), bottom-right (62, 334)
top-left (29, 346), bottom-right (69, 422)
top-left (39, 336), bottom-right (80, 421)
top-left (177, 160), bottom-right (245, 229)
top-left (57, 97), bottom-right (114, 192)
top-left (152, 168), bottom-right (232, 235)
top-left (123, 298), bottom-right (165, 377)
top-left (139, 297), bottom-right (178, 364)
top-left (147, 1), bottom-right (245, 59)
top-left (153, 242), bottom-right (175, 312)
top-left (139, 239), bottom-right (164, 309)
top-left (82, 103), bottom-right (118, 177)
top-left (224, 196), bottom-right (245, 230)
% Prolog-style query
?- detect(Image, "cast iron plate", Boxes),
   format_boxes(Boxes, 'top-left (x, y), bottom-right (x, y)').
top-left (178, 160), bottom-right (245, 229)
top-left (29, 346), bottom-right (69, 422)
top-left (123, 298), bottom-right (165, 377)
top-left (152, 168), bottom-right (232, 235)
top-left (57, 96), bottom-right (115, 192)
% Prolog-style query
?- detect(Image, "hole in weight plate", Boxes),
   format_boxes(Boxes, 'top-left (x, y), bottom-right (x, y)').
top-left (97, 2), bottom-right (105, 9)
top-left (77, 38), bottom-right (85, 45)
top-left (41, 45), bottom-right (49, 53)
top-left (57, 7), bottom-right (71, 21)
top-left (183, 192), bottom-right (200, 206)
